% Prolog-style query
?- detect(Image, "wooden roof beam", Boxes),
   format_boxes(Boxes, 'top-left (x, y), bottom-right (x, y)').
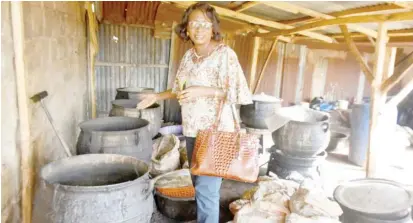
top-left (381, 51), bottom-right (413, 93)
top-left (257, 11), bottom-right (413, 38)
top-left (262, 2), bottom-right (378, 38)
top-left (234, 2), bottom-right (260, 12)
top-left (170, 1), bottom-right (335, 43)
top-left (281, 3), bottom-right (405, 25)
top-left (391, 1), bottom-right (413, 9)
top-left (340, 25), bottom-right (374, 84)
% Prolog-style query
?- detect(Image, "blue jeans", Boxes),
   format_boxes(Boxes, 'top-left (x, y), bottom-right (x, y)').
top-left (186, 137), bottom-right (222, 223)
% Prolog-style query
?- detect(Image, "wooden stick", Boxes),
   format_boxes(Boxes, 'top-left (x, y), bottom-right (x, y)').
top-left (171, 1), bottom-right (335, 43)
top-left (253, 39), bottom-right (278, 94)
top-left (11, 2), bottom-right (32, 223)
top-left (366, 23), bottom-right (388, 178)
top-left (381, 51), bottom-right (413, 93)
top-left (340, 25), bottom-right (375, 84)
top-left (258, 11), bottom-right (413, 38)
top-left (166, 22), bottom-right (177, 89)
top-left (249, 37), bottom-right (261, 90)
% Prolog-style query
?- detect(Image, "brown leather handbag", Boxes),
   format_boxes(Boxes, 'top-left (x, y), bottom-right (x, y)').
top-left (190, 99), bottom-right (261, 183)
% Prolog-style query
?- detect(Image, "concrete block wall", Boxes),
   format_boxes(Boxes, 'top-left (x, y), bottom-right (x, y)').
top-left (1, 2), bottom-right (88, 222)
top-left (1, 2), bottom-right (21, 222)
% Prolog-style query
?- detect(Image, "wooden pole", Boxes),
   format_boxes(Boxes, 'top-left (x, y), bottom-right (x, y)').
top-left (11, 2), bottom-right (33, 223)
top-left (253, 39), bottom-right (278, 94)
top-left (249, 37), bottom-right (261, 91)
top-left (366, 22), bottom-right (388, 178)
top-left (86, 2), bottom-right (98, 118)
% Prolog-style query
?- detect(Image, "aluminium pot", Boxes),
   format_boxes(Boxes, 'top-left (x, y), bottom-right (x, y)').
top-left (334, 178), bottom-right (413, 223)
top-left (109, 99), bottom-right (162, 138)
top-left (240, 94), bottom-right (282, 129)
top-left (76, 117), bottom-right (152, 162)
top-left (32, 154), bottom-right (154, 223)
top-left (272, 108), bottom-right (331, 157)
top-left (115, 87), bottom-right (154, 100)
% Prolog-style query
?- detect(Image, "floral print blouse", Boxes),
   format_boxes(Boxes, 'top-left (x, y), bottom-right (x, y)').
top-left (172, 44), bottom-right (253, 137)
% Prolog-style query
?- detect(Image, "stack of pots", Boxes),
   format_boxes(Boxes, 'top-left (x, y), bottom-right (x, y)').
top-left (76, 87), bottom-right (160, 163)
top-left (267, 106), bottom-right (331, 181)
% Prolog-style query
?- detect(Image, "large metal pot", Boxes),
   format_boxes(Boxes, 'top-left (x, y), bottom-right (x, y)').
top-left (76, 117), bottom-right (152, 162)
top-left (109, 99), bottom-right (162, 138)
top-left (240, 94), bottom-right (282, 129)
top-left (272, 108), bottom-right (330, 157)
top-left (334, 179), bottom-right (413, 223)
top-left (32, 154), bottom-right (154, 223)
top-left (115, 87), bottom-right (154, 100)
top-left (154, 192), bottom-right (196, 222)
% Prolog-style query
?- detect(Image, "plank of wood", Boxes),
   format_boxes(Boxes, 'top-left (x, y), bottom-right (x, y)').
top-left (366, 23), bottom-right (388, 178)
top-left (381, 51), bottom-right (413, 93)
top-left (170, 1), bottom-right (335, 43)
top-left (274, 43), bottom-right (285, 98)
top-left (253, 39), bottom-right (278, 94)
top-left (167, 22), bottom-right (178, 89)
top-left (258, 11), bottom-right (413, 38)
top-left (262, 1), bottom-right (378, 38)
top-left (11, 2), bottom-right (32, 223)
top-left (340, 25), bottom-right (374, 84)
top-left (249, 37), bottom-right (261, 90)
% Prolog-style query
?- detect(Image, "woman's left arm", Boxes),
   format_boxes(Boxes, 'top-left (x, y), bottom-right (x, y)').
top-left (178, 86), bottom-right (225, 103)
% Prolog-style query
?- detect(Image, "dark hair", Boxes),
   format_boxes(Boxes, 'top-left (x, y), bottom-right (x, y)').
top-left (175, 3), bottom-right (223, 42)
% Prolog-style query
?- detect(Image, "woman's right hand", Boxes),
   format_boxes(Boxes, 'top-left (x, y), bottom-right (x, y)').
top-left (136, 93), bottom-right (158, 109)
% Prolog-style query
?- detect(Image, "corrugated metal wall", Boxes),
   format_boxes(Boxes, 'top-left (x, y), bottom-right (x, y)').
top-left (95, 23), bottom-right (170, 117)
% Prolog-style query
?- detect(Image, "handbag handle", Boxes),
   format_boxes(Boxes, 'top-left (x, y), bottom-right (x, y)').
top-left (212, 76), bottom-right (241, 132)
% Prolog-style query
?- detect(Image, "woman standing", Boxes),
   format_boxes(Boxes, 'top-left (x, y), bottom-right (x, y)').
top-left (137, 3), bottom-right (252, 222)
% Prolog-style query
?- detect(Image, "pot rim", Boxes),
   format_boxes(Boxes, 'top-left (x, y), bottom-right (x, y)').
top-left (78, 117), bottom-right (149, 134)
top-left (39, 154), bottom-right (150, 192)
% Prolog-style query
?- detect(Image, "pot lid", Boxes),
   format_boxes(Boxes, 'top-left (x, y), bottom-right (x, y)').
top-left (252, 93), bottom-right (282, 103)
top-left (334, 179), bottom-right (413, 216)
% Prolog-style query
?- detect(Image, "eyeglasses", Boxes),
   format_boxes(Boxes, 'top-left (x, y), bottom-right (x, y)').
top-left (188, 21), bottom-right (212, 29)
